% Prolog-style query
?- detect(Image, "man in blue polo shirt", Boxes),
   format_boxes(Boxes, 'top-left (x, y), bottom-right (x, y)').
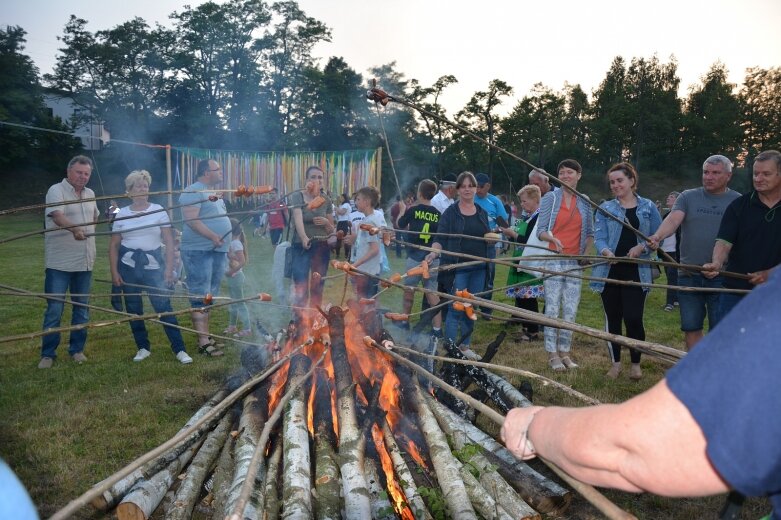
top-left (474, 173), bottom-right (509, 317)
top-left (703, 150), bottom-right (781, 317)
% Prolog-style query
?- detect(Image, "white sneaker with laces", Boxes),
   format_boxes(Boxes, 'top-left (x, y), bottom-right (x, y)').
top-left (133, 349), bottom-right (151, 362)
top-left (176, 351), bottom-right (193, 364)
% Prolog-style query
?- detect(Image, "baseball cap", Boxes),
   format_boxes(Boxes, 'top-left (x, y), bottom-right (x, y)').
top-left (440, 173), bottom-right (457, 186)
top-left (475, 173), bottom-right (490, 186)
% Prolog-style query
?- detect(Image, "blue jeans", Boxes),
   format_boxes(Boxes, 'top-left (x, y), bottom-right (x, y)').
top-left (181, 250), bottom-right (227, 306)
top-left (445, 265), bottom-right (486, 346)
top-left (118, 262), bottom-right (185, 353)
top-left (678, 273), bottom-right (724, 332)
top-left (664, 264), bottom-right (679, 306)
top-left (291, 241), bottom-right (330, 308)
top-left (227, 271), bottom-right (250, 329)
top-left (41, 268), bottom-right (92, 358)
top-left (719, 292), bottom-right (746, 322)
top-left (481, 246), bottom-right (497, 314)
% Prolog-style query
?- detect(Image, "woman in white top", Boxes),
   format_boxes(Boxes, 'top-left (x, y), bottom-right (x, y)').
top-left (224, 219), bottom-right (251, 336)
top-left (109, 170), bottom-right (192, 364)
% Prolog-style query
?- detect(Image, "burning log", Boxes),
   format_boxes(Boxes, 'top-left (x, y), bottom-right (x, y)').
top-left (327, 305), bottom-right (371, 517)
top-left (458, 347), bottom-right (533, 409)
top-left (281, 354), bottom-right (314, 519)
top-left (365, 458), bottom-right (396, 520)
top-left (427, 396), bottom-right (570, 515)
top-left (165, 412), bottom-right (233, 520)
top-left (381, 421), bottom-right (433, 520)
top-left (91, 389), bottom-right (228, 510)
top-left (262, 440), bottom-right (283, 520)
top-left (441, 339), bottom-right (514, 413)
top-left (410, 382), bottom-right (478, 519)
top-left (223, 388), bottom-right (269, 519)
top-left (116, 435), bottom-right (206, 520)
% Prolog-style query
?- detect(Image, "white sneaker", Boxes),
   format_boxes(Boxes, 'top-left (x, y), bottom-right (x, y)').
top-left (176, 351), bottom-right (193, 364)
top-left (133, 349), bottom-right (151, 362)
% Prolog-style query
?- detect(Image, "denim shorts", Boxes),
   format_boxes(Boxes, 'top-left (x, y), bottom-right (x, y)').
top-left (404, 257), bottom-right (439, 290)
top-left (181, 250), bottom-right (227, 306)
top-left (677, 272), bottom-right (724, 332)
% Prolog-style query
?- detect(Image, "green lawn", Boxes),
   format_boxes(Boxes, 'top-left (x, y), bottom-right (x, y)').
top-left (0, 213), bottom-right (769, 519)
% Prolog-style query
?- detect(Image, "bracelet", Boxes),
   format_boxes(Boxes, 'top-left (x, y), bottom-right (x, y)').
top-left (521, 407), bottom-right (545, 458)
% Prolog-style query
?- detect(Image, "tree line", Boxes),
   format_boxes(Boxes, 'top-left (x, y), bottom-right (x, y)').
top-left (1, 0), bottom-right (780, 202)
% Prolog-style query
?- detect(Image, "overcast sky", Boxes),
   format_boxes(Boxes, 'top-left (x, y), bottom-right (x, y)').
top-left (3, 0), bottom-right (780, 114)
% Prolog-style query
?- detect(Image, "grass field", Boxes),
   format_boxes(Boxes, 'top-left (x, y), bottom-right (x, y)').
top-left (0, 212), bottom-right (770, 519)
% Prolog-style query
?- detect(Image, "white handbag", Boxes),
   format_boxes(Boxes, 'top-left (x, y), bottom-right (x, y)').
top-left (516, 220), bottom-right (556, 278)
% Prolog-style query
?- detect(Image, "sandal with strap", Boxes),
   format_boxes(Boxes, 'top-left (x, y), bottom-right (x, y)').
top-left (198, 341), bottom-right (224, 357)
top-left (560, 356), bottom-right (579, 369)
top-left (549, 356), bottom-right (566, 372)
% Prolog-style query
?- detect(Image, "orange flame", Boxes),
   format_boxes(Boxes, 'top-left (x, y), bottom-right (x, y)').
top-left (406, 440), bottom-right (429, 470)
top-left (372, 424), bottom-right (414, 520)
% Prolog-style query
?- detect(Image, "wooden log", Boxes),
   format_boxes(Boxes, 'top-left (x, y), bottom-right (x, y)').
top-left (327, 305), bottom-right (371, 518)
top-left (223, 387), bottom-right (269, 519)
top-left (456, 457), bottom-right (514, 520)
top-left (441, 339), bottom-right (514, 413)
top-left (281, 354), bottom-right (314, 519)
top-left (381, 421), bottom-right (432, 520)
top-left (446, 426), bottom-right (540, 520)
top-left (427, 395), bottom-right (571, 514)
top-left (261, 440), bottom-right (282, 520)
top-left (116, 436), bottom-right (206, 520)
top-left (365, 458), bottom-right (396, 520)
top-left (165, 412), bottom-right (233, 520)
top-left (92, 389), bottom-right (228, 510)
top-left (208, 418), bottom-right (237, 518)
top-left (410, 382), bottom-right (477, 520)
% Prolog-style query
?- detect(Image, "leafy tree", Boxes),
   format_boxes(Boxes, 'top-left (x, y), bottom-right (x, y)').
top-left (410, 75), bottom-right (458, 177)
top-left (455, 79), bottom-right (512, 177)
top-left (0, 26), bottom-right (81, 175)
top-left (589, 56), bottom-right (631, 167)
top-left (682, 63), bottom-right (742, 165)
top-left (740, 66), bottom-right (781, 164)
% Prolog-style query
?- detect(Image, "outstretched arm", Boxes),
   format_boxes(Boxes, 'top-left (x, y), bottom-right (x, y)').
top-left (501, 379), bottom-right (730, 497)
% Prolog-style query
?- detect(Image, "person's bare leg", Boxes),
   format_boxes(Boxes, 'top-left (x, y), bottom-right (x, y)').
top-left (425, 292), bottom-right (442, 329)
top-left (191, 310), bottom-right (210, 347)
top-left (685, 330), bottom-right (703, 351)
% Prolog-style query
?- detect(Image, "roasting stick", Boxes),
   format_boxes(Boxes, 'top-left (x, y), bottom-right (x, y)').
top-left (228, 348), bottom-right (329, 520)
top-left (48, 344), bottom-right (304, 520)
top-left (365, 337), bottom-right (637, 520)
top-left (390, 343), bottom-right (600, 406)
top-left (345, 266), bottom-right (684, 363)
top-left (0, 283), bottom-right (273, 346)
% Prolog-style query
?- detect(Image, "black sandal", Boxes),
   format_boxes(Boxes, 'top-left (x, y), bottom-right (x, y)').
top-left (198, 341), bottom-right (224, 357)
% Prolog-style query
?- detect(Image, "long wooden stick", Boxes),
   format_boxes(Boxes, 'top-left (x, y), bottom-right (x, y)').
top-left (48, 346), bottom-right (301, 520)
top-left (389, 343), bottom-right (600, 405)
top-left (366, 337), bottom-right (637, 520)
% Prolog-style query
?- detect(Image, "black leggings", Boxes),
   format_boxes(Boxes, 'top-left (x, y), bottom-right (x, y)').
top-left (601, 284), bottom-right (646, 363)
top-left (514, 297), bottom-right (540, 333)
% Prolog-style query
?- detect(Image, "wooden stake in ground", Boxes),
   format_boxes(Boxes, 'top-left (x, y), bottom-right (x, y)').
top-left (327, 305), bottom-right (371, 518)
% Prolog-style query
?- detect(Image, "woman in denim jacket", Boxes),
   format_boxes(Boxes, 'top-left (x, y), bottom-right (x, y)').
top-left (590, 162), bottom-right (662, 380)
top-left (536, 159), bottom-right (594, 371)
